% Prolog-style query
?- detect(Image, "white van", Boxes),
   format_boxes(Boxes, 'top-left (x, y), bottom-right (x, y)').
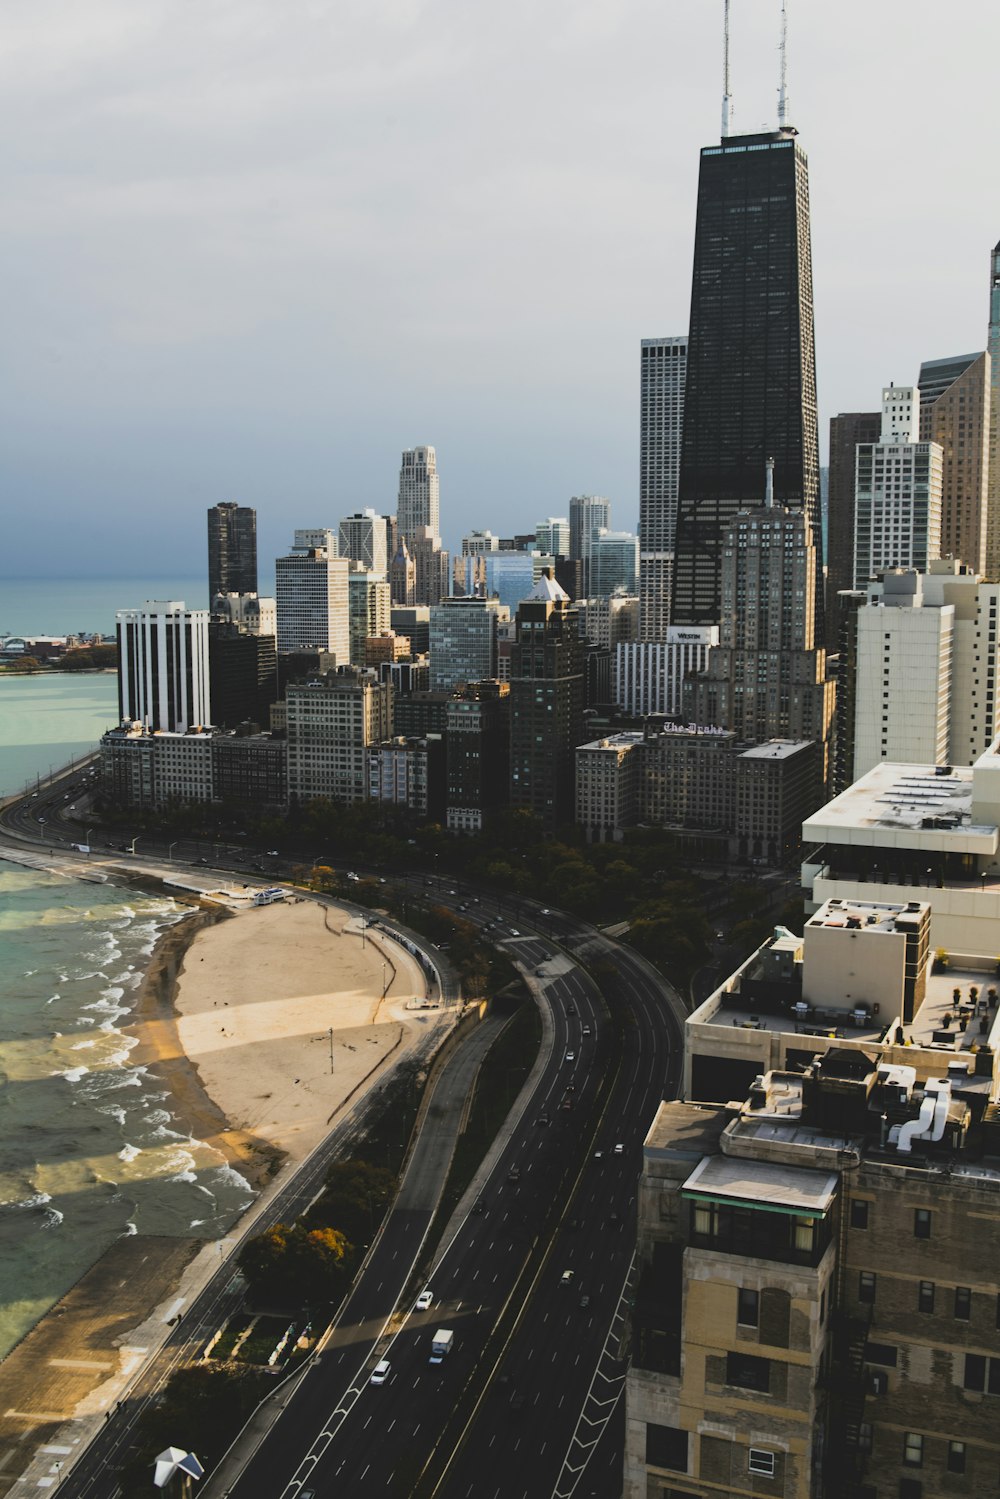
top-left (370, 1359), bottom-right (391, 1385)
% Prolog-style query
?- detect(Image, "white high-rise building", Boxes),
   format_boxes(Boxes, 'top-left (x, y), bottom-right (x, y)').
top-left (853, 384), bottom-right (943, 586)
top-left (116, 601), bottom-right (210, 733)
top-left (275, 545), bottom-right (350, 660)
top-left (339, 510), bottom-right (388, 576)
top-left (535, 517), bottom-right (570, 556)
top-left (398, 446), bottom-right (440, 540)
top-left (852, 560), bottom-right (1000, 777)
top-left (614, 627), bottom-right (718, 718)
top-left (639, 335), bottom-right (687, 640)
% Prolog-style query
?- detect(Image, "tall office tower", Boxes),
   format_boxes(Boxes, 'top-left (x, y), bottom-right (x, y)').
top-left (208, 625), bottom-right (278, 730)
top-left (672, 126), bottom-right (821, 632)
top-left (274, 545), bottom-right (350, 660)
top-left (389, 538), bottom-right (416, 605)
top-left (853, 385), bottom-right (943, 586)
top-left (684, 465), bottom-right (834, 778)
top-left (918, 352), bottom-right (991, 573)
top-left (347, 569), bottom-right (391, 666)
top-left (446, 682), bottom-right (511, 833)
top-left (207, 503), bottom-right (257, 600)
top-left (825, 411), bottom-right (880, 648)
top-left (568, 495), bottom-right (611, 591)
top-left (286, 667), bottom-right (392, 805)
top-left (535, 517), bottom-right (571, 556)
top-left (397, 446), bottom-right (440, 540)
top-left (988, 242), bottom-right (1000, 574)
top-left (339, 510), bottom-right (388, 576)
top-left (639, 336), bottom-right (687, 640)
top-left (509, 572), bottom-right (585, 829)
top-left (116, 601), bottom-right (211, 732)
top-left (428, 596), bottom-right (504, 691)
top-left (588, 529), bottom-right (640, 597)
top-left (409, 526), bottom-right (450, 605)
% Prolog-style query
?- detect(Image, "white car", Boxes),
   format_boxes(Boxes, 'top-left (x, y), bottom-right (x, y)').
top-left (415, 1289), bottom-right (433, 1311)
top-left (370, 1359), bottom-right (391, 1385)
top-left (565, 1050), bottom-right (576, 1063)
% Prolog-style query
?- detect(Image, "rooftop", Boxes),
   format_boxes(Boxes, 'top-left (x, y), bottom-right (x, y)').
top-left (803, 761), bottom-right (998, 854)
top-left (681, 1154), bottom-right (838, 1217)
top-left (739, 739), bottom-right (812, 761)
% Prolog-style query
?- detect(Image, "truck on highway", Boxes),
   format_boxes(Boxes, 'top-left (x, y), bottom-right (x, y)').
top-left (429, 1329), bottom-right (454, 1364)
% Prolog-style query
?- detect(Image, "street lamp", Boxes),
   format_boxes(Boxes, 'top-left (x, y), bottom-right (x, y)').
top-left (129, 836), bottom-right (141, 855)
top-left (168, 841), bottom-right (178, 860)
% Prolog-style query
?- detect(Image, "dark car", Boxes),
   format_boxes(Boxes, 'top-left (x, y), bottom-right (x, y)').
top-left (579, 1294), bottom-right (591, 1310)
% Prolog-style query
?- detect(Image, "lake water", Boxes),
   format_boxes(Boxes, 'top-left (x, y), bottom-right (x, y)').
top-left (0, 861), bottom-right (253, 1360)
top-left (0, 576), bottom-right (206, 639)
top-left (0, 675), bottom-right (120, 799)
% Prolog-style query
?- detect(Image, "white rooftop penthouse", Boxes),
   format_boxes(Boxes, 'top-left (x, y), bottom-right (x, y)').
top-left (801, 736), bottom-right (1000, 957)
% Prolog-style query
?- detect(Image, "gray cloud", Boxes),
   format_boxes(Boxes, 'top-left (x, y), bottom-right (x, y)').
top-left (2, 0), bottom-right (998, 577)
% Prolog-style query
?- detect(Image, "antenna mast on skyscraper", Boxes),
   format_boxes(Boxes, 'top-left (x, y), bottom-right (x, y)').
top-left (721, 0), bottom-right (732, 138)
top-left (777, 0), bottom-right (790, 128)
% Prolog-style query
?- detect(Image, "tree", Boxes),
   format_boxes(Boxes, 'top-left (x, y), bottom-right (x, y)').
top-left (306, 1159), bottom-right (397, 1242)
top-left (239, 1222), bottom-right (354, 1304)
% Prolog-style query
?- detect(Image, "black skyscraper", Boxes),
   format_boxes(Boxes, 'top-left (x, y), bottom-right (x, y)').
top-left (672, 127), bottom-right (821, 632)
top-left (208, 503), bottom-right (258, 600)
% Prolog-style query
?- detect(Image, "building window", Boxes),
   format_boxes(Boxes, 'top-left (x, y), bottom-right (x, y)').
top-left (899, 1481), bottom-right (922, 1499)
top-left (963, 1352), bottom-right (1000, 1392)
top-left (737, 1289), bottom-right (760, 1328)
top-left (726, 1352), bottom-right (770, 1393)
top-left (918, 1281), bottom-right (935, 1314)
top-left (850, 1199), bottom-right (870, 1229)
top-left (955, 1287), bottom-right (972, 1321)
top-left (748, 1450), bottom-right (775, 1477)
top-left (947, 1440), bottom-right (966, 1474)
top-left (902, 1432), bottom-right (923, 1467)
top-left (859, 1271), bottom-right (876, 1304)
top-left (866, 1342), bottom-right (898, 1367)
top-left (914, 1208), bottom-right (932, 1238)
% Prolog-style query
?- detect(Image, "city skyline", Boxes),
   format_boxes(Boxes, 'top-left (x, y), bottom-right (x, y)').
top-left (2, 2), bottom-right (998, 580)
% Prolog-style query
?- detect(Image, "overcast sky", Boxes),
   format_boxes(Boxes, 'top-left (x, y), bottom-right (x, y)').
top-left (2, 0), bottom-right (998, 582)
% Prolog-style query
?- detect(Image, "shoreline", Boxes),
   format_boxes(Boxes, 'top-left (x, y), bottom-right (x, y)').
top-left (127, 903), bottom-right (288, 1192)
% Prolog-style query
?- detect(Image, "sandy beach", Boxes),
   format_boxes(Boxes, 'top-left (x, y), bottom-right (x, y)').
top-left (158, 896), bottom-right (433, 1175)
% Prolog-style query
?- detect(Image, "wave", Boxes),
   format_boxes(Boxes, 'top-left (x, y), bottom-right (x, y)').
top-left (211, 1164), bottom-right (255, 1197)
top-left (59, 1065), bottom-right (90, 1083)
top-left (1, 1189), bottom-right (51, 1212)
top-left (98, 1104), bottom-right (127, 1127)
top-left (118, 1144), bottom-right (142, 1163)
top-left (143, 1109), bottom-right (172, 1127)
top-left (41, 1207), bottom-right (64, 1230)
top-left (121, 1221), bottom-right (137, 1236)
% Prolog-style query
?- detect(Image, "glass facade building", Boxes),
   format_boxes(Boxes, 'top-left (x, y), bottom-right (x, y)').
top-left (672, 129), bottom-right (821, 633)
